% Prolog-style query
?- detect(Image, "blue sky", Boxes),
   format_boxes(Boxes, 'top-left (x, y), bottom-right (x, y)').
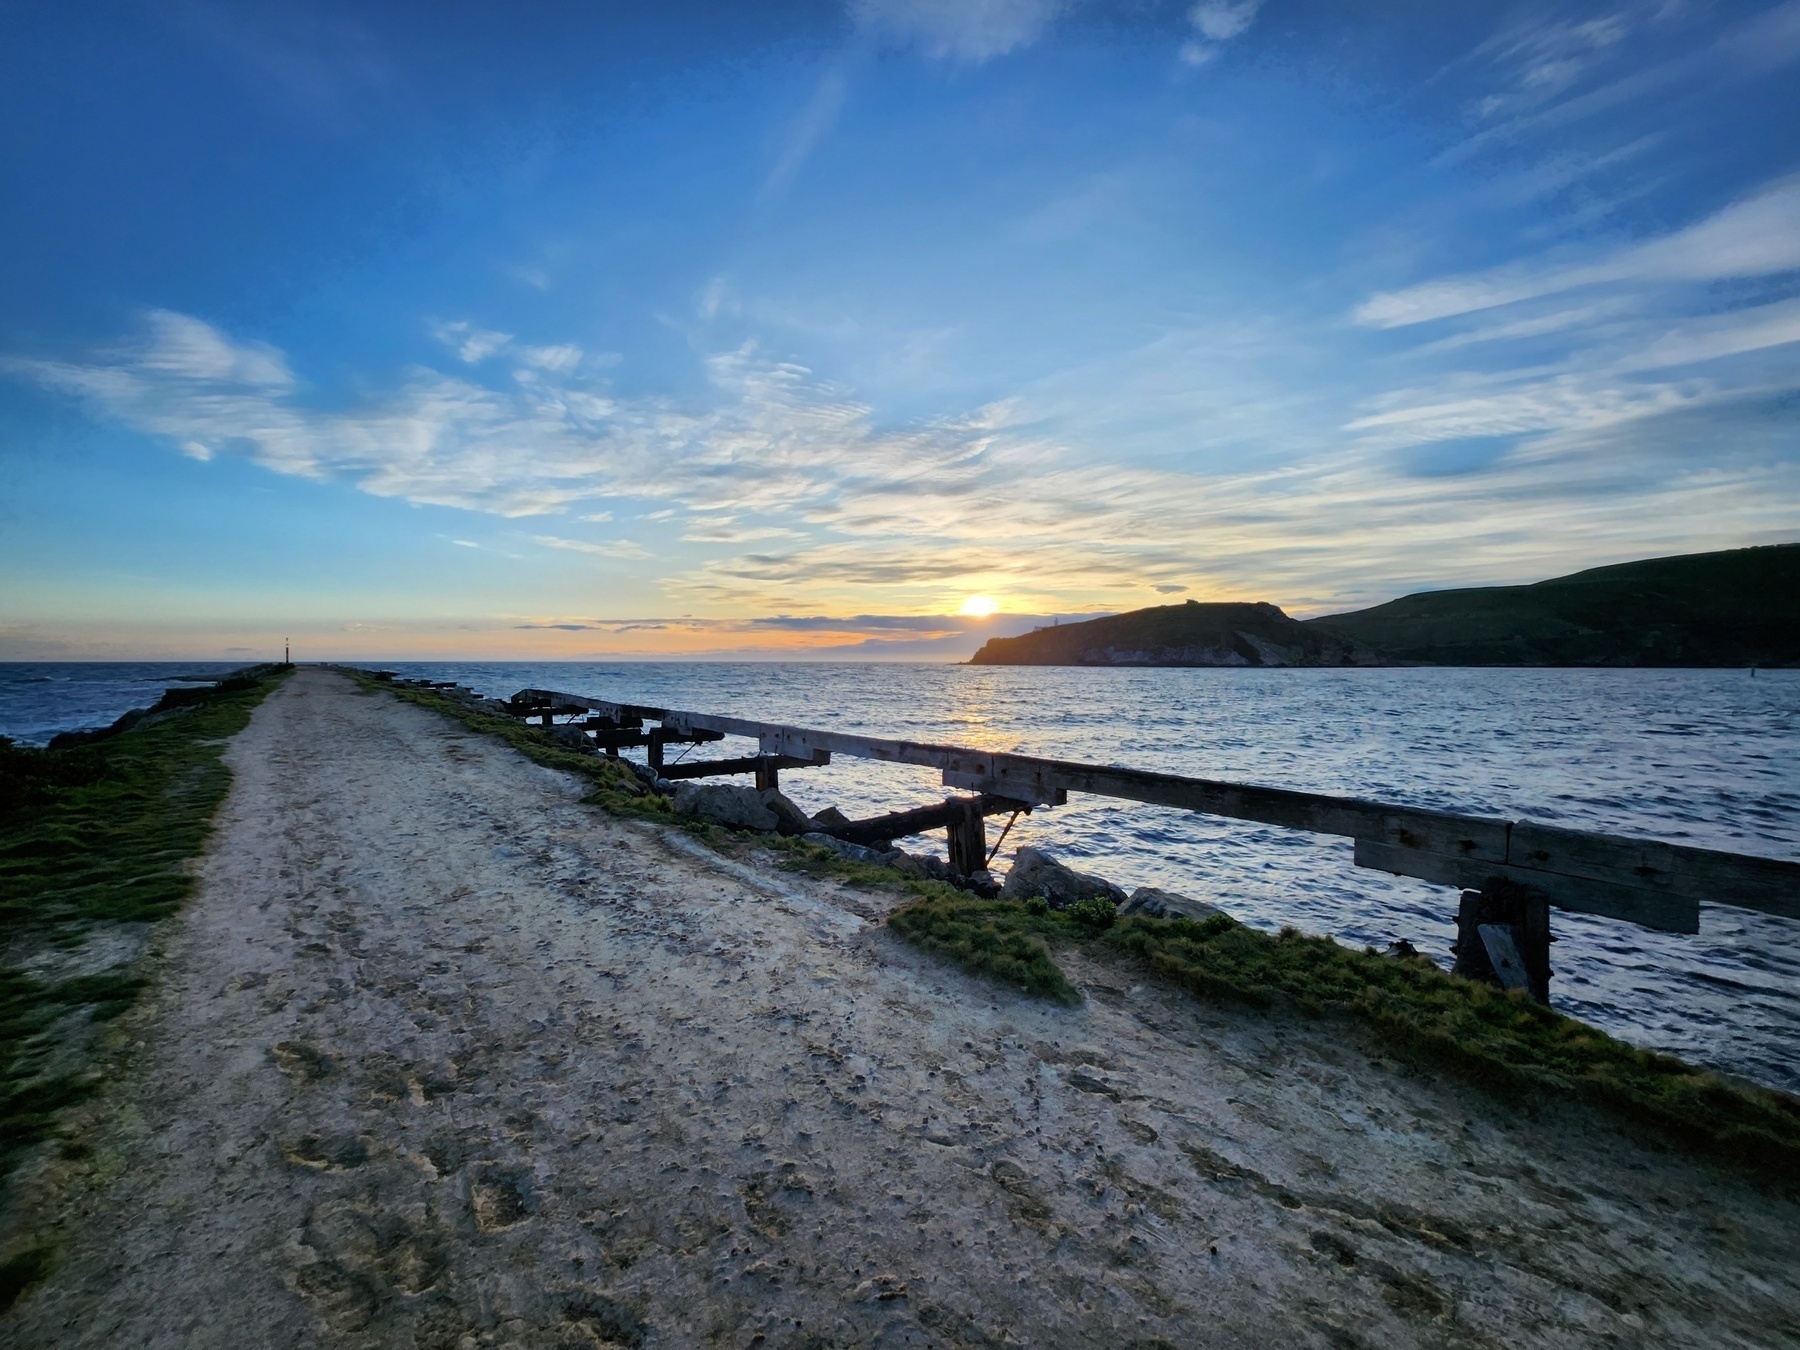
top-left (2, 0), bottom-right (1797, 659)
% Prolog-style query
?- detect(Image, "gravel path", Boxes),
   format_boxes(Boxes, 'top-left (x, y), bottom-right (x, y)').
top-left (6, 668), bottom-right (1796, 1348)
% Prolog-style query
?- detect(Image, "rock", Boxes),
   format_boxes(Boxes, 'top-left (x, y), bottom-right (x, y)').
top-left (1120, 886), bottom-right (1224, 922)
top-left (801, 833), bottom-right (892, 866)
top-left (760, 789), bottom-right (812, 836)
top-left (672, 782), bottom-right (779, 832)
top-left (549, 726), bottom-right (592, 753)
top-left (914, 853), bottom-right (952, 881)
top-left (597, 768), bottom-right (643, 797)
top-left (961, 868), bottom-right (1000, 898)
top-left (809, 805), bottom-right (852, 830)
top-left (999, 846), bottom-right (1127, 910)
top-left (798, 832), bottom-right (999, 892)
top-left (884, 851), bottom-right (930, 878)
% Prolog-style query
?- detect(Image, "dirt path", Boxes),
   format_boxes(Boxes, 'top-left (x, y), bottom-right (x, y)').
top-left (5, 669), bottom-right (1796, 1348)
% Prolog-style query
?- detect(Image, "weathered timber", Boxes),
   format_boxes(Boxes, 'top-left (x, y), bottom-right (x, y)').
top-left (821, 794), bottom-right (1029, 851)
top-left (945, 796), bottom-right (988, 877)
top-left (1507, 821), bottom-right (1800, 922)
top-left (1357, 839), bottom-right (1699, 934)
top-left (514, 689), bottom-right (664, 723)
top-left (1478, 924), bottom-right (1532, 995)
top-left (645, 726), bottom-right (727, 773)
top-left (585, 728), bottom-right (653, 751)
top-left (519, 689), bottom-right (1800, 930)
top-left (658, 753), bottom-right (827, 783)
top-left (1452, 880), bottom-right (1552, 1000)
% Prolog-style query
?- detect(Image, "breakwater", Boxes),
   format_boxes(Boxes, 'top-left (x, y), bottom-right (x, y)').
top-left (369, 661), bottom-right (1800, 1091)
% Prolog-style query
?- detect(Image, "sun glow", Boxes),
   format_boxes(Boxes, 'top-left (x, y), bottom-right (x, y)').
top-left (958, 594), bottom-right (1000, 617)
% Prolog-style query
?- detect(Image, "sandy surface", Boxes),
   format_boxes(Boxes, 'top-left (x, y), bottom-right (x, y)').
top-left (5, 668), bottom-right (1796, 1348)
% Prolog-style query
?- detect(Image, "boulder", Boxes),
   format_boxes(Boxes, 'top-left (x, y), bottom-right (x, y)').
top-left (901, 852), bottom-right (952, 881)
top-left (801, 832), bottom-right (892, 866)
top-left (884, 851), bottom-right (930, 879)
top-left (809, 805), bottom-right (852, 830)
top-left (760, 789), bottom-right (813, 836)
top-left (549, 726), bottom-right (592, 753)
top-left (1120, 886), bottom-right (1224, 922)
top-left (961, 868), bottom-right (1000, 898)
top-left (999, 846), bottom-right (1128, 910)
top-left (672, 782), bottom-right (778, 832)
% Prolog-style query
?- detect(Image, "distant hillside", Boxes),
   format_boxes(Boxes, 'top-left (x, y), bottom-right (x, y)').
top-left (965, 545), bottom-right (1800, 669)
top-left (1306, 543), bottom-right (1800, 667)
top-left (966, 601), bottom-right (1384, 667)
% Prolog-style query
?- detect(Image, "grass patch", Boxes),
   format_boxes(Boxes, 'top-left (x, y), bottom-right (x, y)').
top-left (888, 895), bottom-right (1078, 1003)
top-left (888, 893), bottom-right (1800, 1179)
top-left (0, 667), bottom-right (288, 1204)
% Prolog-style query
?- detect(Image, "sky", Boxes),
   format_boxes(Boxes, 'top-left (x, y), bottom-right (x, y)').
top-left (2, 0), bottom-right (1797, 661)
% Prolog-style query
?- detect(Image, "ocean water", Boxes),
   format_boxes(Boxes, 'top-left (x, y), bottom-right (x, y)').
top-left (4, 660), bottom-right (1797, 1094)
top-left (0, 662), bottom-right (249, 747)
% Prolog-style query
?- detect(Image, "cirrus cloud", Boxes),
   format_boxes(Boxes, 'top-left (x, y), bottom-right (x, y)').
top-left (7, 301), bottom-right (1798, 618)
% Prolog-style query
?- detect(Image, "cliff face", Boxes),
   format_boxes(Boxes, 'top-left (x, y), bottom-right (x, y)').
top-left (967, 601), bottom-right (1385, 667)
top-left (1305, 543), bottom-right (1800, 667)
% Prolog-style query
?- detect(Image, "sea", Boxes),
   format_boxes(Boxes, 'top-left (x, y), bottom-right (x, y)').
top-left (4, 660), bottom-right (1797, 1095)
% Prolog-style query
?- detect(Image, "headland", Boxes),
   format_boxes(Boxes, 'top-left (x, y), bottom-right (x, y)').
top-left (969, 543), bottom-right (1800, 667)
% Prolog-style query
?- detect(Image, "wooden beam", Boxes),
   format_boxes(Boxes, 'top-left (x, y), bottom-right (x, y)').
top-left (1506, 821), bottom-right (1800, 922)
top-left (945, 796), bottom-right (988, 876)
top-left (658, 753), bottom-right (828, 782)
top-left (524, 689), bottom-right (1799, 929)
top-left (1354, 839), bottom-right (1700, 934)
top-left (819, 794), bottom-right (1028, 849)
top-left (1478, 925), bottom-right (1532, 994)
top-left (586, 728), bottom-right (653, 751)
top-left (1453, 881), bottom-right (1550, 1002)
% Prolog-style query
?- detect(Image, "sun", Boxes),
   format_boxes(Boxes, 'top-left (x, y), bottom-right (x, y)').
top-left (958, 594), bottom-right (1000, 617)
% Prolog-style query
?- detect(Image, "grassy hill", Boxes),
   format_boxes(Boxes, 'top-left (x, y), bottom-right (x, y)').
top-left (1306, 543), bottom-right (1800, 666)
top-left (965, 545), bottom-right (1800, 668)
top-left (967, 601), bottom-right (1384, 667)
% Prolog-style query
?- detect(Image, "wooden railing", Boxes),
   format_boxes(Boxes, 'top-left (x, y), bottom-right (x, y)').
top-left (510, 687), bottom-right (1799, 938)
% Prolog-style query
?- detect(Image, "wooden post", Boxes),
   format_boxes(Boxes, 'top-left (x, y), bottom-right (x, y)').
top-left (754, 757), bottom-right (780, 792)
top-left (647, 731), bottom-right (665, 774)
top-left (1453, 877), bottom-right (1551, 1003)
top-left (945, 797), bottom-right (987, 877)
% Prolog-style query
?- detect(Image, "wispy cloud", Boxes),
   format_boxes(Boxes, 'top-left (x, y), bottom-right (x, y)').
top-left (1181, 0), bottom-right (1262, 67)
top-left (520, 343), bottom-right (582, 372)
top-left (1465, 13), bottom-right (1630, 122)
top-left (1356, 178), bottom-right (1800, 328)
top-left (505, 609), bottom-right (1061, 660)
top-left (9, 303), bottom-right (1798, 617)
top-left (763, 69), bottom-right (849, 201)
top-left (431, 319), bottom-right (514, 363)
top-left (1435, 2), bottom-right (1800, 169)
top-left (853, 0), bottom-right (1069, 62)
top-left (532, 534), bottom-right (649, 559)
